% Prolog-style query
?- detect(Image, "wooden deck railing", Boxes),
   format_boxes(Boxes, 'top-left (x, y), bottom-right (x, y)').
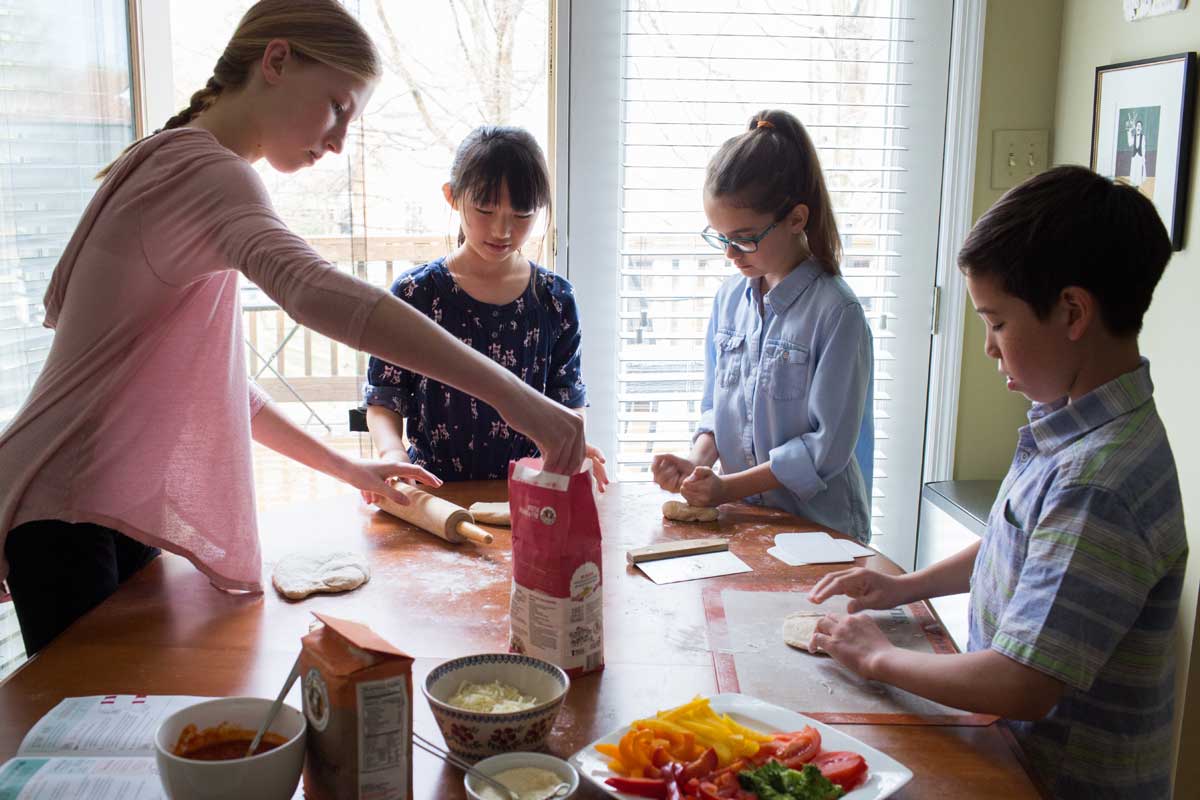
top-left (243, 234), bottom-right (547, 405)
top-left (245, 235), bottom-right (448, 404)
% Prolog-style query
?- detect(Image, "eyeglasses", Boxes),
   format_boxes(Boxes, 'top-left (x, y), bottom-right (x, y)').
top-left (700, 220), bottom-right (780, 254)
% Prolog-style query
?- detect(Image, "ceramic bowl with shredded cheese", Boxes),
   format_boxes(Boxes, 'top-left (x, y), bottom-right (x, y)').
top-left (447, 680), bottom-right (541, 714)
top-left (424, 653), bottom-right (570, 759)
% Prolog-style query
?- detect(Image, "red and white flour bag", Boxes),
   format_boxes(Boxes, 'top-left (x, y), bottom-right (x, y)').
top-left (507, 458), bottom-right (604, 676)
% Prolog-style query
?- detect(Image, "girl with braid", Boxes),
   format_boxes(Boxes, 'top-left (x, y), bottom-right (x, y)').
top-left (0, 0), bottom-right (586, 656)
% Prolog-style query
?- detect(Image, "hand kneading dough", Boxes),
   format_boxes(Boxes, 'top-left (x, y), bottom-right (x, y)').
top-left (783, 612), bottom-right (826, 655)
top-left (662, 500), bottom-right (719, 522)
top-left (272, 552), bottom-right (370, 600)
top-left (468, 501), bottom-right (511, 526)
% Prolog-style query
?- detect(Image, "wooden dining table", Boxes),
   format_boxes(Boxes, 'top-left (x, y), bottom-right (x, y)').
top-left (0, 481), bottom-right (1043, 798)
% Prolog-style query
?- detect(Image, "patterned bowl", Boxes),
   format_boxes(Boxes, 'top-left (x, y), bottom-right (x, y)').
top-left (423, 653), bottom-right (570, 759)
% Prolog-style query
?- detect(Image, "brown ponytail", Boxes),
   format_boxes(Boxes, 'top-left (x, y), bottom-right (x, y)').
top-left (704, 109), bottom-right (842, 275)
top-left (96, 0), bottom-right (380, 179)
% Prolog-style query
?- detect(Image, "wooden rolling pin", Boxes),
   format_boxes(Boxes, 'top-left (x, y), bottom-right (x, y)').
top-left (374, 483), bottom-right (494, 545)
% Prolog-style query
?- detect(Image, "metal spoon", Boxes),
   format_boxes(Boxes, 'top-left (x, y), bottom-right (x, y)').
top-left (411, 733), bottom-right (519, 800)
top-left (245, 654), bottom-right (302, 758)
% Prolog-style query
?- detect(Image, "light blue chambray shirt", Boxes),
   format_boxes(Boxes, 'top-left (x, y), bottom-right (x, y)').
top-left (697, 259), bottom-right (873, 542)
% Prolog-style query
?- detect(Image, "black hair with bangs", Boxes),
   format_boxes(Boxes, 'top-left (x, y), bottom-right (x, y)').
top-left (449, 126), bottom-right (551, 245)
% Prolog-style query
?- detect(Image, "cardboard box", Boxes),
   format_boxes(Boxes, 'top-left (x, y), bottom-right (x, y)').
top-left (300, 613), bottom-right (413, 800)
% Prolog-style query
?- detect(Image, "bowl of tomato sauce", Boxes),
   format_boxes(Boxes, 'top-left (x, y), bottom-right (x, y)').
top-left (153, 696), bottom-right (306, 800)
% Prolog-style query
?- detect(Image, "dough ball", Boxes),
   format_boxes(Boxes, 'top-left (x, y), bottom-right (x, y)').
top-left (469, 501), bottom-right (511, 526)
top-left (662, 500), bottom-right (719, 522)
top-left (782, 612), bottom-right (827, 655)
top-left (272, 551), bottom-right (370, 600)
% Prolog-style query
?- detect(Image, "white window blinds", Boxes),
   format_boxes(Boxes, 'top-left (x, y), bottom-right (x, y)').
top-left (0, 0), bottom-right (135, 428)
top-left (567, 0), bottom-right (952, 565)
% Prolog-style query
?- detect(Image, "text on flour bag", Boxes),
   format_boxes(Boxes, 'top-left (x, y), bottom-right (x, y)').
top-left (507, 458), bottom-right (604, 676)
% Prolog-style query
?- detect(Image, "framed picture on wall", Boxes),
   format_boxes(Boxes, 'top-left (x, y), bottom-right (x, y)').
top-left (1091, 52), bottom-right (1197, 250)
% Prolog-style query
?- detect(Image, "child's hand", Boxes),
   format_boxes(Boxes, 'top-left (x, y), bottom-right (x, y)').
top-left (586, 444), bottom-right (610, 493)
top-left (680, 465), bottom-right (727, 507)
top-left (651, 454), bottom-right (695, 493)
top-left (808, 567), bottom-right (905, 612)
top-left (343, 457), bottom-right (442, 507)
top-left (810, 612), bottom-right (894, 680)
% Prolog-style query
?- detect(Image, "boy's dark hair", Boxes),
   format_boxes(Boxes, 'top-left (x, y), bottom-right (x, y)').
top-left (705, 109), bottom-right (842, 275)
top-left (958, 165), bottom-right (1171, 336)
top-left (449, 126), bottom-right (551, 246)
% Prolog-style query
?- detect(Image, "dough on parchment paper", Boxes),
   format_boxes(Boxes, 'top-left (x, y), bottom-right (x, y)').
top-left (271, 551), bottom-right (370, 600)
top-left (662, 500), bottom-right (719, 523)
top-left (782, 612), bottom-right (828, 655)
top-left (468, 501), bottom-right (511, 526)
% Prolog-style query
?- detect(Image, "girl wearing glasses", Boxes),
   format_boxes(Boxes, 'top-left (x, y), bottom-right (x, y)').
top-left (651, 110), bottom-right (874, 543)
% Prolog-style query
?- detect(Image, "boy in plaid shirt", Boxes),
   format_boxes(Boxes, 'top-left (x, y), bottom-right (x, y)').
top-left (809, 165), bottom-right (1185, 799)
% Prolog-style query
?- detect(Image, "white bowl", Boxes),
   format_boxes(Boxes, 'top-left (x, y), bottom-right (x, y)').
top-left (153, 697), bottom-right (306, 800)
top-left (424, 653), bottom-right (569, 759)
top-left (465, 752), bottom-right (579, 800)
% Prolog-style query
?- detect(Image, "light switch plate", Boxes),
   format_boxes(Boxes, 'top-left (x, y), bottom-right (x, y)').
top-left (991, 129), bottom-right (1050, 189)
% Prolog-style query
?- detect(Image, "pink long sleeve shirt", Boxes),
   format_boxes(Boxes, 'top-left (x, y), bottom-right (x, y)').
top-left (0, 128), bottom-right (388, 591)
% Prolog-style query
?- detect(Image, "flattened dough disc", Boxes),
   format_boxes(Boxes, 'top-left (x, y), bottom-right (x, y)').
top-left (782, 612), bottom-right (827, 655)
top-left (468, 501), bottom-right (511, 526)
top-left (272, 551), bottom-right (370, 600)
top-left (662, 500), bottom-right (719, 522)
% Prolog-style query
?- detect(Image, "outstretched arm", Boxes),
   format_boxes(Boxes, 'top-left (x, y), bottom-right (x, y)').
top-left (811, 614), bottom-right (1064, 720)
top-left (250, 399), bottom-right (439, 505)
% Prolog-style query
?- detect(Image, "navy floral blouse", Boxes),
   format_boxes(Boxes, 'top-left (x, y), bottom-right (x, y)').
top-left (363, 258), bottom-right (588, 480)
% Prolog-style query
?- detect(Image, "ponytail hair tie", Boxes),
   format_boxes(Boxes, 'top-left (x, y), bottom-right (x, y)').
top-left (756, 119), bottom-right (775, 129)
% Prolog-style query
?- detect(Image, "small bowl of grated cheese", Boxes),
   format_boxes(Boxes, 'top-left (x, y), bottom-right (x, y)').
top-left (424, 654), bottom-right (570, 759)
top-left (464, 752), bottom-right (578, 800)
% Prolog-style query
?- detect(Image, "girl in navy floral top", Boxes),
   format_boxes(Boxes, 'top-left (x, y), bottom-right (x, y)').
top-left (363, 127), bottom-right (607, 485)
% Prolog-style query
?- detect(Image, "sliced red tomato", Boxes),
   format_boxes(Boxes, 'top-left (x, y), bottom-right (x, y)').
top-left (750, 739), bottom-right (782, 764)
top-left (777, 726), bottom-right (821, 766)
top-left (811, 750), bottom-right (868, 792)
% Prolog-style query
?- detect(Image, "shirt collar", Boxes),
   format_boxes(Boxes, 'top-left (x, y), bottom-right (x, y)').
top-left (1026, 358), bottom-right (1155, 453)
top-left (742, 258), bottom-right (824, 315)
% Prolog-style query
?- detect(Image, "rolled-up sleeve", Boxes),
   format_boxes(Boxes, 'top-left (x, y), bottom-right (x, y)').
top-left (695, 302), bottom-right (719, 440)
top-left (768, 302), bottom-right (870, 502)
top-left (248, 381), bottom-right (270, 417)
top-left (547, 285), bottom-right (588, 409)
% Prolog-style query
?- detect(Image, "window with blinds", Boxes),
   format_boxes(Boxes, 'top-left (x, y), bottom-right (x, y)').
top-left (0, 0), bottom-right (134, 429)
top-left (613, 0), bottom-right (950, 549)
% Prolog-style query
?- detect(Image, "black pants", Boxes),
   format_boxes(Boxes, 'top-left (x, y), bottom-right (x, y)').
top-left (4, 520), bottom-right (160, 656)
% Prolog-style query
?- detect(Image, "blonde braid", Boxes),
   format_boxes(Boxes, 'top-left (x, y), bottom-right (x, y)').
top-left (159, 75), bottom-right (225, 132)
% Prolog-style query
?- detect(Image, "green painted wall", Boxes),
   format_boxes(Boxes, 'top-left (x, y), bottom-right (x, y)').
top-left (1053, 3), bottom-right (1200, 791)
top-left (953, 0), bottom-right (1064, 480)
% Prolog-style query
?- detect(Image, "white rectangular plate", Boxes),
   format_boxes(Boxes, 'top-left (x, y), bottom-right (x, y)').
top-left (568, 693), bottom-right (913, 799)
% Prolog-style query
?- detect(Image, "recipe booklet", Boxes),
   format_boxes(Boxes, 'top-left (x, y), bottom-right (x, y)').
top-left (0, 695), bottom-right (208, 799)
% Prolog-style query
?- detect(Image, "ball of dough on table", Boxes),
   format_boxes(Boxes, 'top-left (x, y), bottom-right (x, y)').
top-left (782, 612), bottom-right (827, 655)
top-left (468, 501), bottom-right (511, 526)
top-left (661, 500), bottom-right (719, 522)
top-left (272, 551), bottom-right (370, 600)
